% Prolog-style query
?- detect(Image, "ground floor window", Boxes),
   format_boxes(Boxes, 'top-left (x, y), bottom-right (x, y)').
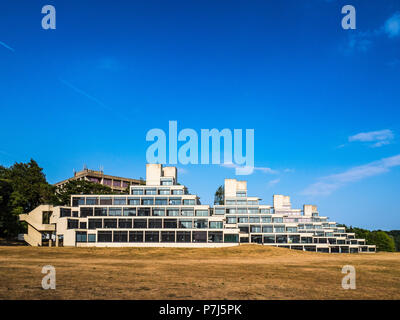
top-left (208, 231), bottom-right (223, 243)
top-left (263, 235), bottom-right (275, 243)
top-left (176, 231), bottom-right (191, 242)
top-left (76, 231), bottom-right (87, 242)
top-left (145, 231), bottom-right (159, 242)
top-left (251, 235), bottom-right (262, 243)
top-left (113, 231), bottom-right (128, 242)
top-left (88, 234), bottom-right (96, 242)
top-left (161, 231), bottom-right (175, 242)
top-left (129, 231), bottom-right (143, 242)
top-left (98, 231), bottom-right (112, 242)
top-left (224, 234), bottom-right (238, 243)
top-left (193, 231), bottom-right (207, 243)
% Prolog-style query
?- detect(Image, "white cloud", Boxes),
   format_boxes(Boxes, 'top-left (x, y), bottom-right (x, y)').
top-left (267, 178), bottom-right (280, 187)
top-left (301, 154), bottom-right (400, 196)
top-left (348, 129), bottom-right (394, 147)
top-left (220, 162), bottom-right (278, 174)
top-left (384, 12), bottom-right (400, 38)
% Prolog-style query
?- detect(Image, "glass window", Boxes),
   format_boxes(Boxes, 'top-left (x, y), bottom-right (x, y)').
top-left (260, 208), bottom-right (271, 214)
top-left (195, 219), bottom-right (208, 229)
top-left (123, 207), bottom-right (136, 216)
top-left (209, 221), bottom-right (223, 229)
top-left (127, 198), bottom-right (140, 205)
top-left (214, 208), bottom-right (225, 215)
top-left (249, 216), bottom-right (260, 223)
top-left (155, 198), bottom-right (168, 205)
top-left (131, 189), bottom-right (144, 195)
top-left (159, 188), bottom-right (170, 195)
top-left (164, 219), bottom-right (177, 228)
top-left (88, 219), bottom-right (102, 229)
top-left (133, 219), bottom-right (147, 228)
top-left (179, 219), bottom-right (192, 229)
top-left (237, 208), bottom-right (247, 214)
top-left (148, 219), bottom-right (162, 228)
top-left (99, 197), bottom-right (112, 205)
top-left (274, 225), bottom-right (285, 233)
top-left (208, 231), bottom-right (223, 243)
top-left (226, 200), bottom-right (236, 205)
top-left (72, 197), bottom-right (85, 207)
top-left (287, 227), bottom-right (298, 233)
top-left (145, 188), bottom-right (156, 195)
top-left (104, 219), bottom-right (117, 228)
top-left (248, 200), bottom-right (258, 205)
top-left (94, 207), bottom-right (107, 216)
top-left (238, 217), bottom-right (248, 223)
top-left (161, 231), bottom-right (175, 242)
top-left (114, 197), bottom-right (126, 205)
top-left (236, 191), bottom-right (246, 197)
top-left (237, 200), bottom-right (246, 205)
top-left (98, 231), bottom-right (112, 242)
top-left (169, 197), bottom-right (182, 205)
top-left (195, 210), bottom-right (208, 217)
top-left (262, 226), bottom-right (273, 233)
top-left (161, 179), bottom-right (172, 186)
top-left (177, 231), bottom-right (191, 242)
top-left (138, 208), bottom-right (150, 216)
top-left (167, 209), bottom-right (179, 216)
top-left (251, 225), bottom-right (261, 233)
top-left (264, 235), bottom-right (275, 243)
top-left (145, 231), bottom-right (159, 242)
top-left (80, 207), bottom-right (93, 217)
top-left (86, 197), bottom-right (98, 205)
top-left (76, 232), bottom-right (87, 242)
top-left (109, 207), bottom-right (122, 216)
top-left (226, 216), bottom-right (236, 224)
top-left (171, 189), bottom-right (183, 195)
top-left (88, 234), bottom-right (96, 242)
top-left (142, 198), bottom-right (154, 205)
top-left (118, 218), bottom-right (132, 228)
top-left (261, 216), bottom-right (272, 223)
top-left (183, 199), bottom-right (195, 205)
top-left (60, 208), bottom-right (71, 217)
top-left (129, 231), bottom-right (143, 242)
top-left (248, 208), bottom-right (258, 214)
top-left (224, 234), bottom-right (238, 243)
top-left (273, 217), bottom-right (283, 223)
top-left (193, 231), bottom-right (207, 243)
top-left (67, 219), bottom-right (79, 229)
top-left (113, 231), bottom-right (128, 242)
top-left (153, 208), bottom-right (165, 216)
top-left (181, 209), bottom-right (194, 216)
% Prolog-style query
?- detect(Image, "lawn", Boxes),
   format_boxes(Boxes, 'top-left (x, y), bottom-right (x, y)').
top-left (0, 245), bottom-right (399, 299)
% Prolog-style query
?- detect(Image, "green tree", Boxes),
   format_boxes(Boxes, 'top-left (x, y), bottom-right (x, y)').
top-left (55, 179), bottom-right (114, 206)
top-left (0, 178), bottom-right (15, 237)
top-left (387, 230), bottom-right (400, 252)
top-left (367, 231), bottom-right (395, 252)
top-left (214, 185), bottom-right (224, 205)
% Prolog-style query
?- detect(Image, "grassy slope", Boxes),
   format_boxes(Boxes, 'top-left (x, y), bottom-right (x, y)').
top-left (0, 245), bottom-right (399, 300)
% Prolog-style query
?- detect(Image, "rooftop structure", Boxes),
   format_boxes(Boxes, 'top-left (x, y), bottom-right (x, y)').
top-left (20, 164), bottom-right (376, 253)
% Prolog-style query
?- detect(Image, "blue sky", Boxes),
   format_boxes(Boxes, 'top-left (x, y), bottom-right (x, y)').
top-left (1, 0), bottom-right (399, 229)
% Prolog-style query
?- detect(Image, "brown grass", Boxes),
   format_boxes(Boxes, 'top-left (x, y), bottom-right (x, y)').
top-left (0, 245), bottom-right (399, 300)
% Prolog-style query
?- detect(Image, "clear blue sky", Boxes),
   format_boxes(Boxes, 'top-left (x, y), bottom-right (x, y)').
top-left (1, 0), bottom-right (399, 229)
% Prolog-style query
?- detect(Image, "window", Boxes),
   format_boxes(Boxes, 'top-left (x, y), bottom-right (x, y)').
top-left (142, 198), bottom-right (154, 205)
top-left (104, 219), bottom-right (117, 228)
top-left (181, 209), bottom-right (194, 216)
top-left (161, 179), bottom-right (172, 186)
top-left (98, 231), bottom-right (112, 242)
top-left (114, 198), bottom-right (126, 205)
top-left (262, 226), bottom-right (273, 233)
top-left (161, 231), bottom-right (175, 242)
top-left (236, 191), bottom-right (246, 197)
top-left (72, 197), bottom-right (85, 207)
top-left (145, 188), bottom-right (156, 195)
top-left (177, 231), bottom-right (191, 242)
top-left (179, 219), bottom-right (192, 229)
top-left (273, 217), bottom-right (283, 223)
top-left (153, 208), bottom-right (165, 216)
top-left (137, 208), bottom-right (150, 216)
top-left (226, 200), bottom-right (236, 205)
top-left (288, 235), bottom-right (300, 244)
top-left (248, 208), bottom-right (258, 214)
top-left (287, 227), bottom-right (298, 233)
top-left (237, 200), bottom-right (246, 205)
top-left (251, 235), bottom-right (262, 243)
top-left (109, 207), bottom-right (122, 216)
top-left (209, 221), bottom-right (223, 229)
top-left (159, 189), bottom-right (170, 195)
top-left (276, 235), bottom-right (288, 243)
top-left (89, 219), bottom-right (102, 229)
top-left (274, 225), bottom-right (285, 233)
top-left (155, 198), bottom-right (168, 205)
top-left (169, 198), bottom-right (181, 205)
top-left (251, 225), bottom-right (261, 233)
top-left (224, 234), bottom-right (238, 243)
top-left (193, 231), bottom-right (207, 243)
top-left (103, 179), bottom-right (112, 186)
top-left (238, 217), bottom-right (248, 223)
top-left (42, 211), bottom-right (52, 224)
top-left (214, 208), bottom-right (225, 215)
top-left (183, 199), bottom-right (195, 205)
top-left (237, 208), bottom-right (247, 214)
top-left (195, 210), bottom-right (208, 217)
top-left (164, 219), bottom-right (177, 228)
top-left (129, 231), bottom-right (143, 242)
top-left (67, 219), bottom-right (79, 229)
top-left (148, 219), bottom-right (162, 228)
top-left (60, 208), bottom-right (71, 217)
top-left (86, 197), bottom-right (98, 205)
top-left (264, 235), bottom-right (275, 243)
top-left (145, 231), bottom-right (159, 242)
top-left (128, 198), bottom-right (140, 205)
top-left (76, 232), bottom-right (87, 243)
top-left (99, 197), bottom-right (112, 205)
top-left (123, 207), bottom-right (136, 216)
top-left (249, 216), bottom-right (260, 223)
top-left (94, 207), bottom-right (107, 216)
top-left (171, 189), bottom-right (183, 195)
top-left (195, 219), bottom-right (207, 229)
top-left (261, 216), bottom-right (271, 223)
top-left (131, 189), bottom-right (143, 195)
top-left (260, 209), bottom-right (271, 214)
top-left (79, 222), bottom-right (87, 229)
top-left (80, 207), bottom-right (93, 217)
top-left (167, 209), bottom-right (179, 216)
top-left (88, 234), bottom-right (96, 242)
top-left (133, 219), bottom-right (147, 228)
top-left (118, 218), bottom-right (132, 228)
top-left (226, 216), bottom-right (236, 224)
top-left (239, 226), bottom-right (249, 233)
top-left (248, 200), bottom-right (258, 205)
top-left (208, 231), bottom-right (223, 243)
top-left (113, 231), bottom-right (128, 242)
top-left (72, 211), bottom-right (79, 217)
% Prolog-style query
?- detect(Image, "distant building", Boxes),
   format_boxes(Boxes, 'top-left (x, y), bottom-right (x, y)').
top-left (54, 167), bottom-right (144, 193)
top-left (21, 164), bottom-right (376, 253)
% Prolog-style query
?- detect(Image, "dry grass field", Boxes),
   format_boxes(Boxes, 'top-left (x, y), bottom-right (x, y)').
top-left (0, 245), bottom-right (399, 300)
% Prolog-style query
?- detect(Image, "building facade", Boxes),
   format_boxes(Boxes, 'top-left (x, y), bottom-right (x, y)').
top-left (54, 167), bottom-right (144, 193)
top-left (20, 164), bottom-right (376, 253)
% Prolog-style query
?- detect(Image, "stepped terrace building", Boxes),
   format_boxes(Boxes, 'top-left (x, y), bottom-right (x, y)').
top-left (20, 164), bottom-right (375, 253)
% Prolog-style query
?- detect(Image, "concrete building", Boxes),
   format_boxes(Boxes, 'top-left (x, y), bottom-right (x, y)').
top-left (20, 164), bottom-right (376, 253)
top-left (54, 167), bottom-right (144, 193)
